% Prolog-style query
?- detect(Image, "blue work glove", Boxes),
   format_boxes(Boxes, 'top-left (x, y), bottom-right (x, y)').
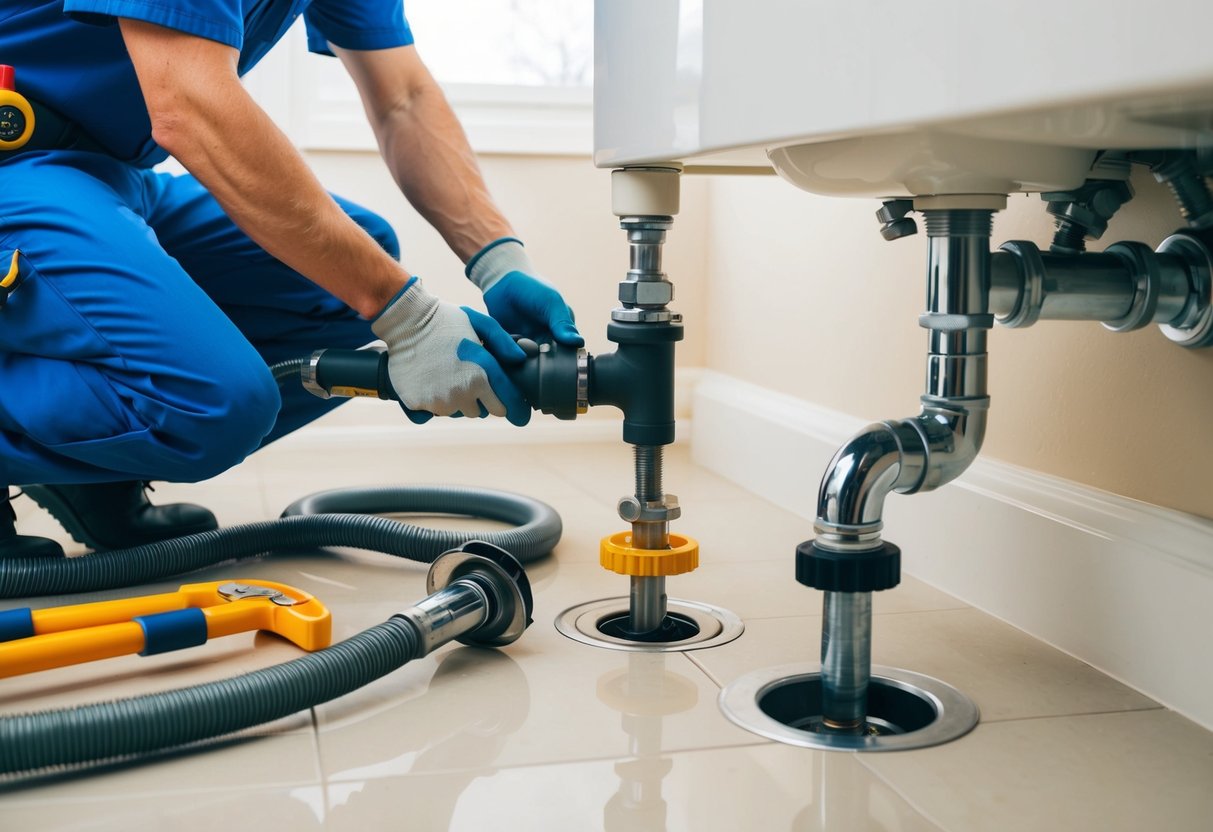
top-left (466, 237), bottom-right (584, 347)
top-left (370, 278), bottom-right (530, 426)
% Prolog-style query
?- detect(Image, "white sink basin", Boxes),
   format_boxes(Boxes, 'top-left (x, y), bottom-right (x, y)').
top-left (594, 0), bottom-right (1213, 196)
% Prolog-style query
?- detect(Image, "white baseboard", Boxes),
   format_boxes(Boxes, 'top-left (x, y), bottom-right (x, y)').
top-left (691, 371), bottom-right (1213, 731)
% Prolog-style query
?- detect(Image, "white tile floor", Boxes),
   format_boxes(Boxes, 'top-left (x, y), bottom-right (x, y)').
top-left (3, 438), bottom-right (1213, 831)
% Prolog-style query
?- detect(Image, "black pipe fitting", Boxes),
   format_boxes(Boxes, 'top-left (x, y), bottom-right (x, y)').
top-left (796, 540), bottom-right (901, 593)
top-left (310, 348), bottom-right (394, 399)
top-left (305, 319), bottom-right (684, 448)
top-left (508, 338), bottom-right (583, 420)
top-left (506, 321), bottom-right (683, 446)
top-left (592, 320), bottom-right (683, 446)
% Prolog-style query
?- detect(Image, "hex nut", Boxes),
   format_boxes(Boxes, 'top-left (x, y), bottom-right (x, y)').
top-left (619, 280), bottom-right (674, 307)
top-left (618, 495), bottom-right (681, 523)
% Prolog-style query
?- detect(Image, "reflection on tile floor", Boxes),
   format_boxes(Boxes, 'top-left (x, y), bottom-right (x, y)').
top-left (4, 438), bottom-right (1212, 831)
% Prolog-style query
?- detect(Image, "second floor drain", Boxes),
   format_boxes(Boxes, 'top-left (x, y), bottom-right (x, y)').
top-left (719, 663), bottom-right (979, 751)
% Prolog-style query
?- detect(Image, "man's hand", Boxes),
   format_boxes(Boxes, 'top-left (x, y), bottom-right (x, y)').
top-left (467, 238), bottom-right (583, 346)
top-left (371, 278), bottom-right (531, 426)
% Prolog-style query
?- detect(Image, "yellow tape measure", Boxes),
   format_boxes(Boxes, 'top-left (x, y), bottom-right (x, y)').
top-left (0, 65), bottom-right (34, 151)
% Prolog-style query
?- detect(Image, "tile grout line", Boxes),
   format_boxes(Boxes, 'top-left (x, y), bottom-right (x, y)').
top-left (308, 707), bottom-right (326, 787)
top-left (682, 651), bottom-right (725, 689)
top-left (850, 704), bottom-right (1173, 832)
top-left (853, 753), bottom-right (958, 832)
top-left (977, 703), bottom-right (1166, 726)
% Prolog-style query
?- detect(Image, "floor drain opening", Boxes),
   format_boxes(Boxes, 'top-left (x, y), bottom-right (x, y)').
top-left (595, 611), bottom-right (701, 643)
top-left (759, 675), bottom-right (937, 737)
top-left (555, 597), bottom-right (744, 653)
top-left (719, 664), bottom-right (979, 751)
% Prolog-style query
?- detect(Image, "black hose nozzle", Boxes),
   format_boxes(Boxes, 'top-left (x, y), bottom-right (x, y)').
top-left (300, 348), bottom-right (397, 401)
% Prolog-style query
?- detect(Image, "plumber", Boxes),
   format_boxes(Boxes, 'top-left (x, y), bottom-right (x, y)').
top-left (0, 1), bottom-right (583, 557)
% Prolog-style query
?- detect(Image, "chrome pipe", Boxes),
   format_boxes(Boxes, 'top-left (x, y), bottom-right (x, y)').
top-left (629, 575), bottom-right (667, 634)
top-left (813, 209), bottom-right (994, 731)
top-left (913, 402), bottom-right (989, 493)
top-left (820, 590), bottom-right (872, 730)
top-left (814, 421), bottom-right (920, 540)
top-left (396, 579), bottom-right (489, 657)
top-left (992, 243), bottom-right (1198, 328)
top-left (815, 211), bottom-right (993, 542)
top-left (627, 226), bottom-right (667, 279)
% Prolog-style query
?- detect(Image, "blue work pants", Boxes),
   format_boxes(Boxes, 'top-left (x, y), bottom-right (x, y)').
top-left (0, 151), bottom-right (387, 486)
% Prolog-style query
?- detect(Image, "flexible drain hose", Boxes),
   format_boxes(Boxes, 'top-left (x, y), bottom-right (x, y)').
top-left (0, 617), bottom-right (420, 774)
top-left (0, 504), bottom-right (554, 775)
top-left (0, 360), bottom-right (560, 776)
top-left (0, 496), bottom-right (557, 773)
top-left (0, 488), bottom-right (559, 598)
top-left (281, 485), bottom-right (561, 563)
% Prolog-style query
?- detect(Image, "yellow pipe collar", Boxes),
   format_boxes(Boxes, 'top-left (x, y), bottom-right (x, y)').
top-left (600, 531), bottom-right (699, 577)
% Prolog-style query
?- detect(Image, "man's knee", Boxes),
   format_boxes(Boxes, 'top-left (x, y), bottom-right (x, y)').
top-left (156, 360), bottom-right (281, 482)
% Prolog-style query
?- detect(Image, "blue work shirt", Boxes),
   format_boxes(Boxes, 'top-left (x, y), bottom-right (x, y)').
top-left (0, 1), bottom-right (414, 167)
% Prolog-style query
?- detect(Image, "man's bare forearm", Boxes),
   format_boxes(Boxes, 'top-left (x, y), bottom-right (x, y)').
top-left (121, 19), bottom-right (408, 318)
top-left (338, 46), bottom-right (514, 263)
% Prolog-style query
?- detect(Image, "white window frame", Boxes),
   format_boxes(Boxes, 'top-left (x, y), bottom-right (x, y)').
top-left (243, 23), bottom-right (593, 157)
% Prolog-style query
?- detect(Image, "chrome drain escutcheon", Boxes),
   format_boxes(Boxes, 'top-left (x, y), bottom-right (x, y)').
top-left (720, 663), bottom-right (979, 751)
top-left (555, 597), bottom-right (743, 653)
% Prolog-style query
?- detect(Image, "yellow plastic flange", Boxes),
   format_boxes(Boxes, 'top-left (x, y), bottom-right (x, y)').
top-left (0, 89), bottom-right (34, 151)
top-left (600, 531), bottom-right (699, 577)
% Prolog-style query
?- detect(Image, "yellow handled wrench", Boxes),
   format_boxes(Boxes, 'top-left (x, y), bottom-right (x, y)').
top-left (0, 580), bottom-right (331, 678)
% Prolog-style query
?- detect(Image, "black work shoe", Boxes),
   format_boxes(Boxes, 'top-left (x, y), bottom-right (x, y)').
top-left (24, 481), bottom-right (218, 551)
top-left (1, 489), bottom-right (65, 559)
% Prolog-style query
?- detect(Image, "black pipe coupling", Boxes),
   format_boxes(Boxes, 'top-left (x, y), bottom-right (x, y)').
top-left (795, 539), bottom-right (901, 593)
top-left (509, 319), bottom-right (684, 447)
top-left (509, 338), bottom-right (588, 421)
top-left (299, 316), bottom-right (685, 447)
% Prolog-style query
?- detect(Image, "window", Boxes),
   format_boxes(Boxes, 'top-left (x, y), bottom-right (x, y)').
top-left (244, 0), bottom-right (593, 155)
top-left (409, 0), bottom-right (591, 88)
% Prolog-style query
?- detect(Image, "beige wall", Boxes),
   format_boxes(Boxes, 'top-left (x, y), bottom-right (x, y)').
top-left (705, 169), bottom-right (1213, 519)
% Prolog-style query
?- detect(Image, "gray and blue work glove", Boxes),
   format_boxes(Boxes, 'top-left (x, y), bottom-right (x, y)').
top-left (466, 238), bottom-right (584, 347)
top-left (371, 277), bottom-right (530, 426)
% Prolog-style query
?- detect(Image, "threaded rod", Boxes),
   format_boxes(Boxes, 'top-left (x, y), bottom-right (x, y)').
top-left (634, 445), bottom-right (663, 500)
top-left (630, 444), bottom-right (668, 633)
top-left (1155, 155), bottom-right (1213, 229)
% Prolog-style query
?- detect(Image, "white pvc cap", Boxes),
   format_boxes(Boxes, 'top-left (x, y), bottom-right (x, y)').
top-left (612, 167), bottom-right (681, 217)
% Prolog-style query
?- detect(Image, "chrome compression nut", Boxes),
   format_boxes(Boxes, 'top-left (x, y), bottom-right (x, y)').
top-left (611, 308), bottom-right (681, 324)
top-left (617, 494), bottom-right (681, 524)
top-left (619, 279), bottom-right (675, 308)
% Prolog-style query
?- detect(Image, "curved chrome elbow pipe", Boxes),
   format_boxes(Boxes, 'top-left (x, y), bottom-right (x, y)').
top-left (912, 400), bottom-right (988, 493)
top-left (814, 401), bottom-right (987, 549)
top-left (815, 208), bottom-right (994, 551)
top-left (814, 420), bottom-right (923, 544)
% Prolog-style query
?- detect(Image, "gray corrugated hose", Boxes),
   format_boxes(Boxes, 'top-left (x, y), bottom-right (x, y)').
top-left (0, 360), bottom-right (560, 776)
top-left (0, 494), bottom-right (558, 776)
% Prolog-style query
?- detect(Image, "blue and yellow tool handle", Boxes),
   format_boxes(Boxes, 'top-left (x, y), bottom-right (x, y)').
top-left (0, 580), bottom-right (331, 678)
top-left (0, 612), bottom-right (205, 678)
